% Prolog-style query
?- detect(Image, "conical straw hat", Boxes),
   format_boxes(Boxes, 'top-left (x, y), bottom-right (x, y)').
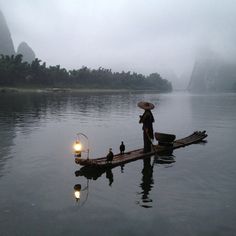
top-left (137, 101), bottom-right (155, 110)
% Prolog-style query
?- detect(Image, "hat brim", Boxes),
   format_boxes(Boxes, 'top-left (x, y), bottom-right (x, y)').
top-left (138, 101), bottom-right (155, 110)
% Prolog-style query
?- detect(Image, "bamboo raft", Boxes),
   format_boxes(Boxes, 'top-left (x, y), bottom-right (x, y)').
top-left (75, 131), bottom-right (207, 168)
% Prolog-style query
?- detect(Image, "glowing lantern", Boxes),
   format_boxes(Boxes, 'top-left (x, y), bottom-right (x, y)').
top-left (73, 133), bottom-right (90, 159)
top-left (73, 141), bottom-right (82, 157)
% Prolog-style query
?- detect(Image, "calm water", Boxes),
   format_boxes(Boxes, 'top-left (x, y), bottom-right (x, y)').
top-left (0, 91), bottom-right (236, 236)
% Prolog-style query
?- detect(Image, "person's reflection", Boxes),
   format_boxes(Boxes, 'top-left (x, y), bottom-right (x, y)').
top-left (106, 169), bottom-right (114, 186)
top-left (138, 157), bottom-right (154, 208)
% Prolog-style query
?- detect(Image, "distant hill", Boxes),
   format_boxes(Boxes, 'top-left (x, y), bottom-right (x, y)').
top-left (188, 51), bottom-right (236, 92)
top-left (17, 42), bottom-right (35, 63)
top-left (0, 10), bottom-right (15, 55)
top-left (159, 68), bottom-right (189, 90)
top-left (0, 10), bottom-right (36, 62)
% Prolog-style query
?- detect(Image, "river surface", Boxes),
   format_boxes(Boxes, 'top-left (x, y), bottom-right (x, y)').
top-left (0, 91), bottom-right (235, 236)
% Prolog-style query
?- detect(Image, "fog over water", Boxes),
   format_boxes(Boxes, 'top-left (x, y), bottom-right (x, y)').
top-left (0, 0), bottom-right (236, 87)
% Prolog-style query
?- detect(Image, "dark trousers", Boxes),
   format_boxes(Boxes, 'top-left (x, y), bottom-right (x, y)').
top-left (143, 132), bottom-right (152, 153)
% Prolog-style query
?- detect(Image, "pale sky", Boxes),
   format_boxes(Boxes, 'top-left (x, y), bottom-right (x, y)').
top-left (0, 0), bottom-right (236, 86)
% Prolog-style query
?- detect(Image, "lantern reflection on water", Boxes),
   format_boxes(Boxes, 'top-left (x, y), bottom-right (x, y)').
top-left (74, 184), bottom-right (81, 202)
top-left (73, 180), bottom-right (89, 205)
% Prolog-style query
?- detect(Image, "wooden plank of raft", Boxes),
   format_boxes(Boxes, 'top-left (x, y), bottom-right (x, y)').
top-left (75, 131), bottom-right (207, 167)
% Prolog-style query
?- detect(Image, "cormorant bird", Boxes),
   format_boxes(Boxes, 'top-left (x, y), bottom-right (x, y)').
top-left (120, 141), bottom-right (125, 155)
top-left (106, 148), bottom-right (114, 162)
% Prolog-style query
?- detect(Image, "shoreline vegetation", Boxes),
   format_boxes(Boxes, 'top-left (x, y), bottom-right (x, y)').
top-left (0, 87), bottom-right (170, 94)
top-left (0, 54), bottom-right (172, 93)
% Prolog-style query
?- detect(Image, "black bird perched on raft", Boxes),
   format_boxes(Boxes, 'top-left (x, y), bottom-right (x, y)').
top-left (106, 148), bottom-right (114, 163)
top-left (120, 141), bottom-right (125, 155)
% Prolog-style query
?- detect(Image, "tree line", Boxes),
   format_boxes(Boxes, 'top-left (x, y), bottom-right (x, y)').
top-left (0, 54), bottom-right (172, 91)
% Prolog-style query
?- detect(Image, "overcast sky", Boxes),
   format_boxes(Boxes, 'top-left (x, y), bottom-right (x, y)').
top-left (0, 0), bottom-right (236, 83)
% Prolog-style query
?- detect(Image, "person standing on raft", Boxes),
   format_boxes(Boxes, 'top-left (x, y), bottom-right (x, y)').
top-left (138, 101), bottom-right (155, 153)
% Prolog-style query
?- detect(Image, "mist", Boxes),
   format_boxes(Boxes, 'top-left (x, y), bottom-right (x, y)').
top-left (0, 0), bottom-right (236, 88)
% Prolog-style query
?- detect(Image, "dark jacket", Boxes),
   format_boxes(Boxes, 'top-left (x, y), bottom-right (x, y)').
top-left (139, 110), bottom-right (155, 139)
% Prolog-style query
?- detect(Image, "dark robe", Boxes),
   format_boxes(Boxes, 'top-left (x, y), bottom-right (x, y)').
top-left (139, 110), bottom-right (155, 153)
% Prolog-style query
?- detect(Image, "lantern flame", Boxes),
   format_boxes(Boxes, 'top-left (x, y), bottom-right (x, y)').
top-left (73, 141), bottom-right (82, 152)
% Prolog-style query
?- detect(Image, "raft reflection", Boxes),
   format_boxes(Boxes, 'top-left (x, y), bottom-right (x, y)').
top-left (75, 153), bottom-right (175, 207)
top-left (75, 166), bottom-right (115, 186)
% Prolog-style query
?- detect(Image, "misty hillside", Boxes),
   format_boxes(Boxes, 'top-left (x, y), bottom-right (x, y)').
top-left (0, 10), bottom-right (15, 55)
top-left (188, 52), bottom-right (236, 92)
top-left (17, 42), bottom-right (35, 63)
top-left (0, 9), bottom-right (172, 91)
top-left (0, 10), bottom-right (36, 63)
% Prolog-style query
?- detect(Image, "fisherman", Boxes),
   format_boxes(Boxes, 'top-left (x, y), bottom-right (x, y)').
top-left (120, 141), bottom-right (125, 155)
top-left (138, 101), bottom-right (155, 153)
top-left (106, 148), bottom-right (114, 163)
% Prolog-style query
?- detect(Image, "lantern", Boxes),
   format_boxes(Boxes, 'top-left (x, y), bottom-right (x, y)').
top-left (73, 140), bottom-right (82, 157)
top-left (73, 133), bottom-right (90, 159)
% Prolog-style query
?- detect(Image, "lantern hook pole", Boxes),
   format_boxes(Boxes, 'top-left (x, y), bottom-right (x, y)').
top-left (76, 132), bottom-right (90, 160)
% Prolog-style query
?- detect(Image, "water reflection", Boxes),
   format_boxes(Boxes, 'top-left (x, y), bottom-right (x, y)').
top-left (0, 92), bottom-right (67, 177)
top-left (154, 150), bottom-right (176, 165)
top-left (137, 154), bottom-right (175, 207)
top-left (137, 157), bottom-right (154, 208)
top-left (74, 184), bottom-right (81, 201)
top-left (106, 169), bottom-right (114, 186)
top-left (75, 166), bottom-right (114, 186)
top-left (73, 180), bottom-right (89, 206)
top-left (0, 126), bottom-right (15, 177)
top-left (75, 153), bottom-right (176, 208)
